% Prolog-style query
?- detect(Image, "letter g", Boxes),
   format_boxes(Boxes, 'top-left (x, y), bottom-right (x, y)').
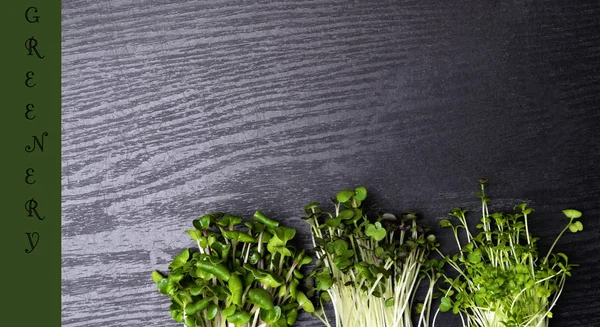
top-left (25, 7), bottom-right (40, 23)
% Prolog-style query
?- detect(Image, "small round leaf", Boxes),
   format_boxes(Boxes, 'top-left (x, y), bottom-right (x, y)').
top-left (336, 190), bottom-right (355, 203)
top-left (354, 186), bottom-right (367, 201)
top-left (562, 209), bottom-right (582, 219)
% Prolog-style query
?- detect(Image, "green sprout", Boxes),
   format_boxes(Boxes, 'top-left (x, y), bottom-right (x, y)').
top-left (304, 186), bottom-right (442, 327)
top-left (434, 180), bottom-right (582, 327)
top-left (152, 211), bottom-right (313, 327)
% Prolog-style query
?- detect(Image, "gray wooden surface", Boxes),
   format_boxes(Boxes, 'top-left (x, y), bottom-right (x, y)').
top-left (62, 1), bottom-right (600, 326)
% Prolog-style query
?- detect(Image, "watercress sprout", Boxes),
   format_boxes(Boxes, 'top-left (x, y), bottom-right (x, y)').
top-left (434, 180), bottom-right (582, 327)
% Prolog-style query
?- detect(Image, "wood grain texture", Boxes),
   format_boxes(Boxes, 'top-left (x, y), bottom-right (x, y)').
top-left (62, 0), bottom-right (600, 326)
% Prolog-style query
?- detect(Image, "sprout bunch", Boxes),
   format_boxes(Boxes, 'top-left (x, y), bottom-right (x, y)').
top-left (303, 187), bottom-right (441, 327)
top-left (436, 180), bottom-right (583, 327)
top-left (152, 180), bottom-right (583, 327)
top-left (152, 211), bottom-right (314, 327)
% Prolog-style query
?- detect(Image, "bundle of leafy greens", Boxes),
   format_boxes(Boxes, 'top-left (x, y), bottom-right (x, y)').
top-left (303, 186), bottom-right (442, 327)
top-left (435, 180), bottom-right (583, 327)
top-left (152, 211), bottom-right (315, 327)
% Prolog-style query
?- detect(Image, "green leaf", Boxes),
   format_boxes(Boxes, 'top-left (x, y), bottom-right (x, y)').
top-left (332, 239), bottom-right (349, 256)
top-left (222, 230), bottom-right (256, 244)
top-left (336, 189), bottom-right (355, 203)
top-left (261, 231), bottom-right (272, 243)
top-left (275, 226), bottom-right (296, 242)
top-left (467, 249), bottom-right (482, 264)
top-left (171, 308), bottom-right (183, 323)
top-left (568, 221), bottom-right (583, 233)
top-left (439, 297), bottom-right (452, 312)
top-left (227, 310), bottom-right (251, 326)
top-left (273, 316), bottom-right (288, 327)
top-left (286, 308), bottom-right (299, 325)
top-left (151, 270), bottom-right (164, 284)
top-left (184, 316), bottom-right (196, 327)
top-left (244, 222), bottom-right (263, 233)
top-left (243, 264), bottom-right (284, 288)
top-left (260, 306), bottom-right (282, 323)
top-left (338, 209), bottom-right (355, 220)
top-left (325, 217), bottom-right (341, 227)
top-left (194, 213), bottom-right (220, 230)
top-left (244, 270), bottom-right (256, 288)
top-left (169, 249), bottom-right (190, 270)
top-left (414, 302), bottom-right (424, 313)
top-left (452, 302), bottom-right (460, 314)
top-left (156, 278), bottom-right (170, 294)
top-left (195, 266), bottom-right (213, 280)
top-left (515, 203), bottom-right (528, 211)
top-left (304, 202), bottom-right (320, 212)
top-left (248, 288), bottom-right (274, 310)
top-left (277, 284), bottom-right (287, 298)
top-left (296, 251), bottom-right (312, 268)
top-left (354, 186), bottom-right (367, 201)
top-left (290, 278), bottom-right (299, 299)
top-left (296, 291), bottom-right (315, 313)
top-left (209, 285), bottom-right (230, 301)
top-left (557, 252), bottom-right (569, 264)
top-left (189, 285), bottom-right (205, 296)
top-left (253, 210), bottom-right (279, 229)
top-left (282, 302), bottom-right (298, 311)
top-left (185, 297), bottom-right (213, 315)
top-left (267, 226), bottom-right (296, 256)
top-left (237, 233), bottom-right (257, 243)
top-left (352, 209), bottom-right (363, 222)
top-left (217, 214), bottom-right (243, 227)
top-left (562, 209), bottom-right (582, 219)
top-left (439, 219), bottom-right (453, 228)
top-left (267, 245), bottom-right (292, 257)
top-left (365, 223), bottom-right (386, 241)
top-left (222, 305), bottom-right (236, 317)
top-left (168, 273), bottom-right (184, 285)
top-left (176, 291), bottom-right (193, 306)
top-left (249, 251), bottom-right (261, 265)
top-left (355, 263), bottom-right (374, 280)
top-left (222, 230), bottom-right (241, 240)
top-left (316, 272), bottom-right (333, 291)
top-left (206, 303), bottom-right (218, 320)
top-left (185, 229), bottom-right (203, 243)
top-left (228, 274), bottom-right (243, 305)
top-left (196, 260), bottom-right (231, 281)
top-left (210, 242), bottom-right (232, 261)
top-left (293, 269), bottom-right (304, 279)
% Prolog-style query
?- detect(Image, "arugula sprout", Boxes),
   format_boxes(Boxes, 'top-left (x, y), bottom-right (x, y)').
top-left (152, 211), bottom-right (313, 327)
top-left (303, 186), bottom-right (441, 327)
top-left (434, 180), bottom-right (582, 327)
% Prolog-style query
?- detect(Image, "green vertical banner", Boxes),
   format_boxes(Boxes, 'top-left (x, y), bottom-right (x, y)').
top-left (0, 1), bottom-right (61, 327)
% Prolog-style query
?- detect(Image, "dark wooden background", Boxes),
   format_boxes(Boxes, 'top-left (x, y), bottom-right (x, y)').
top-left (61, 1), bottom-right (600, 326)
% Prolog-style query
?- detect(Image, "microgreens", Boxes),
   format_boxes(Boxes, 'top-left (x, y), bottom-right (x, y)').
top-left (303, 186), bottom-right (441, 327)
top-left (152, 211), bottom-right (314, 327)
top-left (435, 180), bottom-right (582, 327)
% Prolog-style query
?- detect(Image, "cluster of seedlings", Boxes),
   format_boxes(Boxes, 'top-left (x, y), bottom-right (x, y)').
top-left (153, 181), bottom-right (582, 327)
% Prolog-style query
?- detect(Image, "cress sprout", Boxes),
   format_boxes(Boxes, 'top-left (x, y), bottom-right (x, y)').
top-left (434, 180), bottom-right (582, 327)
top-left (303, 186), bottom-right (441, 327)
top-left (152, 211), bottom-right (314, 327)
